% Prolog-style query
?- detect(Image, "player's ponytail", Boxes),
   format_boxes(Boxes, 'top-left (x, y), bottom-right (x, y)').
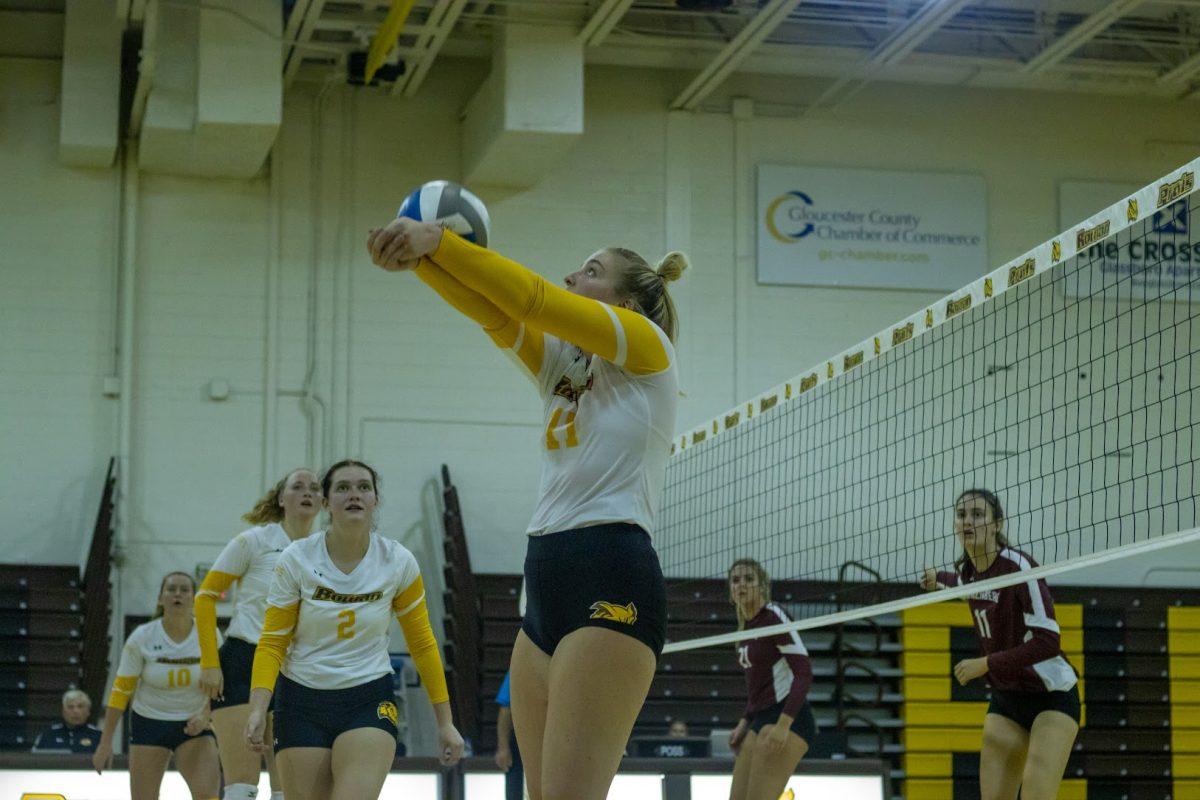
top-left (607, 247), bottom-right (690, 342)
top-left (243, 467), bottom-right (316, 525)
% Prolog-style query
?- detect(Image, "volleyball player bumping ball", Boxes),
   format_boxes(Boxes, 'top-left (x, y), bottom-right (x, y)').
top-left (243, 460), bottom-right (464, 800)
top-left (921, 489), bottom-right (1081, 800)
top-left (368, 179), bottom-right (687, 800)
top-left (195, 468), bottom-right (323, 800)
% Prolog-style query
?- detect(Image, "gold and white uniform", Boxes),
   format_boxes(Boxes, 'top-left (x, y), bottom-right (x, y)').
top-left (251, 531), bottom-right (449, 701)
top-left (107, 619), bottom-right (217, 720)
top-left (414, 232), bottom-right (679, 536)
top-left (195, 523), bottom-right (292, 667)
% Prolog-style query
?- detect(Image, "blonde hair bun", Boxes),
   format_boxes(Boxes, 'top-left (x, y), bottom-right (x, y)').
top-left (655, 251), bottom-right (689, 283)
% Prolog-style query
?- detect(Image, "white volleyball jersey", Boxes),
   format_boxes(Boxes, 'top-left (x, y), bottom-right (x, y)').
top-left (412, 233), bottom-right (680, 538)
top-left (267, 531), bottom-right (424, 690)
top-left (511, 327), bottom-right (678, 536)
top-left (116, 619), bottom-right (216, 720)
top-left (209, 523), bottom-right (293, 644)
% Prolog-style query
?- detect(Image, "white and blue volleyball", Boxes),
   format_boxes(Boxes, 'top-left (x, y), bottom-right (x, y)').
top-left (397, 180), bottom-right (490, 248)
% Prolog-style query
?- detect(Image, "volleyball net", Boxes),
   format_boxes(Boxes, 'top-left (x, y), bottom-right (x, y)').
top-left (657, 159), bottom-right (1200, 653)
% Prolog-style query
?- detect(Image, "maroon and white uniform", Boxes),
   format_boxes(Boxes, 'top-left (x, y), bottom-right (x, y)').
top-left (736, 603), bottom-right (813, 718)
top-left (937, 547), bottom-right (1077, 693)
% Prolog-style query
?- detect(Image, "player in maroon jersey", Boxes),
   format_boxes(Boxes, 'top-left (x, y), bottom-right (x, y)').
top-left (921, 488), bottom-right (1080, 800)
top-left (725, 558), bottom-right (814, 800)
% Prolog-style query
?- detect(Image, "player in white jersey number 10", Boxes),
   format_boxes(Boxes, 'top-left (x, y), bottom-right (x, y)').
top-left (93, 572), bottom-right (221, 800)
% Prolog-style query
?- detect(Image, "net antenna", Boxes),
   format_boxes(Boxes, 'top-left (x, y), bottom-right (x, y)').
top-left (658, 159), bottom-right (1200, 653)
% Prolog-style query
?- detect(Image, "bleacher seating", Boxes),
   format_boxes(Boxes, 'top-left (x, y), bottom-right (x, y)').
top-left (437, 466), bottom-right (484, 746)
top-left (462, 571), bottom-right (1200, 800)
top-left (903, 586), bottom-right (1200, 800)
top-left (0, 565), bottom-right (85, 751)
top-left (0, 460), bottom-right (115, 752)
top-left (433, 470), bottom-right (1200, 799)
top-left (471, 573), bottom-right (904, 766)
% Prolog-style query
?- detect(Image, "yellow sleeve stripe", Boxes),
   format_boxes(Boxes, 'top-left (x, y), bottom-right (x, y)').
top-left (250, 603), bottom-right (298, 692)
top-left (601, 305), bottom-right (628, 366)
top-left (616, 307), bottom-right (671, 376)
top-left (490, 322), bottom-right (544, 379)
top-left (515, 325), bottom-right (544, 376)
top-left (395, 596), bottom-right (450, 706)
top-left (392, 576), bottom-right (425, 617)
top-left (394, 592), bottom-right (425, 618)
top-left (107, 676), bottom-right (138, 710)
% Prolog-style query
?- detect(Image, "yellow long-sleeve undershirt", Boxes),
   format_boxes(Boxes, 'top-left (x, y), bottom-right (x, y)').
top-left (195, 570), bottom-right (238, 669)
top-left (106, 676), bottom-right (139, 711)
top-left (391, 576), bottom-right (450, 705)
top-left (427, 232), bottom-right (670, 376)
top-left (249, 602), bottom-right (297, 693)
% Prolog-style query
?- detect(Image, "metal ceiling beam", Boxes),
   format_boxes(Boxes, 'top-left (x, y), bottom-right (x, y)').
top-left (461, 1), bottom-right (493, 31)
top-left (423, 29), bottom-right (1167, 81)
top-left (1158, 48), bottom-right (1200, 85)
top-left (811, 0), bottom-right (973, 110)
top-left (671, 0), bottom-right (807, 111)
top-left (872, 0), bottom-right (974, 66)
top-left (393, 0), bottom-right (472, 96)
top-left (282, 0), bottom-right (317, 44)
top-left (288, 34), bottom-right (1180, 101)
top-left (284, 0), bottom-right (328, 88)
top-left (1022, 0), bottom-right (1146, 75)
top-left (579, 0), bottom-right (635, 48)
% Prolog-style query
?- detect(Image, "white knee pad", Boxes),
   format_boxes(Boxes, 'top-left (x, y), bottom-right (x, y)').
top-left (222, 784), bottom-right (258, 800)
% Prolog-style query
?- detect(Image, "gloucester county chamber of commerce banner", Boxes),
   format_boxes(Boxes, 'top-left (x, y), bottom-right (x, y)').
top-left (757, 164), bottom-right (988, 291)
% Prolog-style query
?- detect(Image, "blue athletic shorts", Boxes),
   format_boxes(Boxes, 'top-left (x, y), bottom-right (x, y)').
top-left (272, 674), bottom-right (399, 752)
top-left (522, 523), bottom-right (667, 657)
top-left (129, 711), bottom-right (215, 751)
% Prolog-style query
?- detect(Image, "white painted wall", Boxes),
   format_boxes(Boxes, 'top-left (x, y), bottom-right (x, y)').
top-left (0, 61), bottom-right (118, 567)
top-left (3, 57), bottom-right (1199, 625)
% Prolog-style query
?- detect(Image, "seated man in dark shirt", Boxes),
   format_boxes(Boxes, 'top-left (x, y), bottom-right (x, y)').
top-left (32, 689), bottom-right (103, 754)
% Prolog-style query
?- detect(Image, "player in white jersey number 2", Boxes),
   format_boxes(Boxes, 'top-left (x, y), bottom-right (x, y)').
top-left (244, 460), bottom-right (464, 800)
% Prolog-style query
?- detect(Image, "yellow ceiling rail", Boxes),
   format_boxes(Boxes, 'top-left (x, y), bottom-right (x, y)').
top-left (365, 0), bottom-right (419, 84)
